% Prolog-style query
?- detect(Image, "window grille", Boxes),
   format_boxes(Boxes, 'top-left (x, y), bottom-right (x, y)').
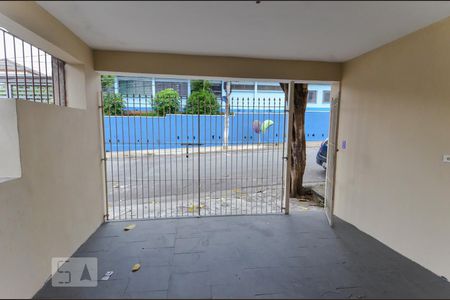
top-left (322, 90), bottom-right (331, 104)
top-left (307, 90), bottom-right (317, 104)
top-left (118, 79), bottom-right (152, 96)
top-left (0, 28), bottom-right (66, 106)
top-left (231, 83), bottom-right (255, 91)
top-left (155, 81), bottom-right (188, 97)
top-left (257, 84), bottom-right (282, 91)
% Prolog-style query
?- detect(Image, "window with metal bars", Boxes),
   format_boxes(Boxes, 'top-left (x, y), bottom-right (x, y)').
top-left (0, 28), bottom-right (66, 106)
top-left (155, 81), bottom-right (188, 98)
top-left (322, 90), bottom-right (331, 104)
top-left (231, 83), bottom-right (255, 91)
top-left (257, 84), bottom-right (282, 91)
top-left (307, 90), bottom-right (317, 104)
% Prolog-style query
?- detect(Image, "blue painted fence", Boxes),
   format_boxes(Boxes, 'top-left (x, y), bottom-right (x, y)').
top-left (104, 111), bottom-right (329, 152)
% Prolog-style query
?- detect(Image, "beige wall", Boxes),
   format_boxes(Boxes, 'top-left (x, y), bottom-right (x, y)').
top-left (0, 99), bottom-right (21, 181)
top-left (0, 2), bottom-right (104, 298)
top-left (336, 17), bottom-right (450, 278)
top-left (94, 50), bottom-right (341, 82)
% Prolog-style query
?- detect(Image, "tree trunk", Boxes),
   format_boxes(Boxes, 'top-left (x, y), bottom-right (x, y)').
top-left (223, 81), bottom-right (231, 149)
top-left (280, 83), bottom-right (308, 198)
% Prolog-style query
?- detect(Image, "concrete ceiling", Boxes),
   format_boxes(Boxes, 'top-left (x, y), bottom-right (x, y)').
top-left (38, 1), bottom-right (450, 62)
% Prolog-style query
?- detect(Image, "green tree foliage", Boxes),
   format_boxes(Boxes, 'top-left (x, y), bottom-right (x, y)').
top-left (153, 88), bottom-right (180, 116)
top-left (185, 89), bottom-right (220, 115)
top-left (190, 79), bottom-right (212, 93)
top-left (101, 75), bottom-right (116, 93)
top-left (103, 93), bottom-right (125, 115)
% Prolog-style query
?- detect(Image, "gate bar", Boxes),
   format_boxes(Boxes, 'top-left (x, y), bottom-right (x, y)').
top-left (99, 92), bottom-right (109, 221)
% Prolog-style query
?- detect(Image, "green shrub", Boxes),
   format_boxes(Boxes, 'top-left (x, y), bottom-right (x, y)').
top-left (185, 90), bottom-right (220, 115)
top-left (103, 93), bottom-right (125, 115)
top-left (153, 88), bottom-right (180, 116)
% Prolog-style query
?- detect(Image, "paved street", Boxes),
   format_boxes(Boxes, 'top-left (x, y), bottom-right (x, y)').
top-left (105, 144), bottom-right (325, 219)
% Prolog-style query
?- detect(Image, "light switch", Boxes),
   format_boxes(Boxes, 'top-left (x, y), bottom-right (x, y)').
top-left (443, 155), bottom-right (450, 163)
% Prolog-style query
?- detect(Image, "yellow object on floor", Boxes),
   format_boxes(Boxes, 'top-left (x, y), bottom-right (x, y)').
top-left (131, 263), bottom-right (141, 272)
top-left (123, 224), bottom-right (136, 231)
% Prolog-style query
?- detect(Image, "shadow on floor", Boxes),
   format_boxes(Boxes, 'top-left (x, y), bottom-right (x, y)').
top-left (34, 210), bottom-right (450, 299)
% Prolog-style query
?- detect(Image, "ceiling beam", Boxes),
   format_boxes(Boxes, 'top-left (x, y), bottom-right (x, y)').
top-left (94, 50), bottom-right (341, 82)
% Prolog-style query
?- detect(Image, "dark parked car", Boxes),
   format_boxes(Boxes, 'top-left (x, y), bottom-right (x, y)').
top-left (316, 139), bottom-right (328, 169)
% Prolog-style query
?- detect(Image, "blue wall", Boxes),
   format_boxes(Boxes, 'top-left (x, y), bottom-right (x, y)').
top-left (104, 112), bottom-right (329, 152)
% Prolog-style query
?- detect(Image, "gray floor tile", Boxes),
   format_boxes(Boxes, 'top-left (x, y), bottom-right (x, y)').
top-left (168, 271), bottom-right (212, 299)
top-left (207, 263), bottom-right (245, 286)
top-left (35, 212), bottom-right (450, 299)
top-left (81, 279), bottom-right (130, 298)
top-left (174, 236), bottom-right (209, 254)
top-left (125, 266), bottom-right (172, 292)
top-left (172, 252), bottom-right (210, 274)
top-left (140, 247), bottom-right (174, 267)
top-left (205, 245), bottom-right (242, 263)
top-left (122, 289), bottom-right (168, 299)
top-left (211, 282), bottom-right (254, 298)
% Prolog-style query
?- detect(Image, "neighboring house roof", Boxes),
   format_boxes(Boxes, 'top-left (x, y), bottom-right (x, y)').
top-left (0, 58), bottom-right (49, 78)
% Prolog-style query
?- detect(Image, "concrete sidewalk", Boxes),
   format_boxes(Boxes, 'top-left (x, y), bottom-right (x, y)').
top-left (105, 141), bottom-right (322, 158)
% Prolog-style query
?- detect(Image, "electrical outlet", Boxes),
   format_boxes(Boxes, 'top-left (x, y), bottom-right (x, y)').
top-left (443, 155), bottom-right (450, 163)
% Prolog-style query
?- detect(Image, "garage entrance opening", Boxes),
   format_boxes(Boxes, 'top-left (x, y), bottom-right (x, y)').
top-left (101, 77), bottom-right (290, 220)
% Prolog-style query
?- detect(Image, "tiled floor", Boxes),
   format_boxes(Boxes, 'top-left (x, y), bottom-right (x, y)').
top-left (35, 211), bottom-right (450, 299)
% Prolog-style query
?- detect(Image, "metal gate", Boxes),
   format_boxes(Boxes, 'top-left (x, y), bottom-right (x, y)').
top-left (101, 83), bottom-right (289, 220)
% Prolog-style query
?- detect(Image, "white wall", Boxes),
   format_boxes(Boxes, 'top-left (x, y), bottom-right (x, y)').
top-left (336, 16), bottom-right (450, 279)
